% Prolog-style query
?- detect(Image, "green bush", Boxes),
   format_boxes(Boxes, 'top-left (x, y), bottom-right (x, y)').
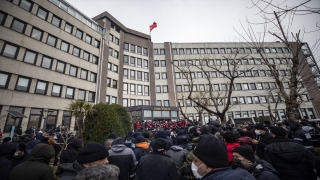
top-left (84, 103), bottom-right (130, 144)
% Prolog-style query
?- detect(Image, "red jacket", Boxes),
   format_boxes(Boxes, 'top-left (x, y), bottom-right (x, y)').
top-left (136, 122), bottom-right (141, 129)
top-left (226, 142), bottom-right (240, 163)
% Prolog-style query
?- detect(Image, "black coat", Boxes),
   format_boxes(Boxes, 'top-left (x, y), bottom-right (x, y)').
top-left (136, 152), bottom-right (179, 180)
top-left (264, 137), bottom-right (316, 180)
top-left (247, 160), bottom-right (280, 180)
top-left (12, 153), bottom-right (30, 168)
top-left (255, 132), bottom-right (273, 159)
top-left (133, 147), bottom-right (147, 161)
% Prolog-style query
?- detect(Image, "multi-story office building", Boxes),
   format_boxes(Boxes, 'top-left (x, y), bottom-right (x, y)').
top-left (1, 0), bottom-right (319, 134)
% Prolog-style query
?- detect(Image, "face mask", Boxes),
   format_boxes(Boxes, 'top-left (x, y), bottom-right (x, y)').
top-left (255, 130), bottom-right (261, 135)
top-left (191, 162), bottom-right (206, 179)
top-left (14, 152), bottom-right (19, 157)
top-left (232, 158), bottom-right (245, 169)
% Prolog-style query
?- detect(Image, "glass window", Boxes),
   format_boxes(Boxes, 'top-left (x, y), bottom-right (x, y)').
top-left (163, 85), bottom-right (168, 93)
top-left (113, 65), bottom-right (118, 73)
top-left (47, 35), bottom-right (57, 47)
top-left (11, 19), bottom-right (26, 33)
top-left (144, 85), bottom-right (149, 96)
top-left (154, 60), bottom-right (159, 67)
top-left (88, 92), bottom-right (95, 102)
top-left (113, 50), bottom-right (119, 59)
top-left (64, 23), bottom-right (73, 33)
top-left (51, 84), bottom-right (61, 97)
top-left (257, 83), bottom-right (263, 90)
top-left (130, 70), bottom-right (135, 80)
top-left (124, 55), bottom-right (129, 65)
top-left (124, 43), bottom-right (129, 51)
top-left (0, 72), bottom-right (10, 89)
top-left (83, 51), bottom-right (90, 61)
top-left (41, 56), bottom-right (52, 69)
top-left (51, 15), bottom-right (61, 27)
top-left (112, 96), bottom-right (117, 104)
top-left (193, 48), bottom-right (198, 54)
top-left (80, 69), bottom-right (87, 80)
top-left (78, 89), bottom-right (85, 100)
top-left (162, 73), bottom-right (167, 79)
top-left (23, 50), bottom-right (37, 64)
top-left (123, 69), bottom-right (128, 79)
top-left (19, 0), bottom-right (33, 11)
top-left (239, 97), bottom-right (245, 104)
top-left (65, 87), bottom-right (74, 99)
top-left (0, 12), bottom-right (6, 25)
top-left (94, 40), bottom-right (100, 48)
top-left (186, 48), bottom-right (191, 54)
top-left (92, 55), bottom-right (98, 64)
top-left (62, 111), bottom-right (71, 128)
top-left (250, 83), bottom-right (256, 90)
top-left (106, 78), bottom-right (111, 87)
top-left (123, 83), bottom-right (128, 94)
top-left (130, 57), bottom-right (135, 66)
top-left (69, 65), bottom-right (77, 77)
top-left (137, 71), bottom-right (142, 80)
top-left (73, 46), bottom-right (80, 57)
top-left (261, 96), bottom-right (267, 103)
top-left (243, 83), bottom-right (249, 90)
top-left (137, 58), bottom-right (142, 68)
top-left (172, 49), bottom-right (177, 54)
top-left (4, 107), bottom-right (24, 132)
top-left (164, 100), bottom-right (169, 107)
top-left (115, 38), bottom-right (119, 45)
top-left (154, 49), bottom-right (158, 55)
top-left (130, 84), bottom-right (136, 95)
top-left (37, 7), bottom-right (48, 20)
top-left (131, 44), bottom-right (135, 53)
top-left (86, 35), bottom-right (92, 44)
top-left (144, 60), bottom-right (148, 69)
top-left (200, 48), bottom-right (205, 54)
top-left (123, 99), bottom-right (128, 107)
top-left (106, 95), bottom-right (110, 104)
top-left (161, 60), bottom-right (166, 66)
top-left (90, 73), bottom-right (96, 82)
top-left (160, 49), bottom-right (165, 54)
top-left (31, 28), bottom-right (43, 41)
top-left (156, 86), bottom-right (161, 93)
top-left (60, 41), bottom-right (69, 52)
top-left (175, 72), bottom-right (180, 79)
top-left (156, 101), bottom-right (162, 106)
top-left (137, 46), bottom-right (142, 55)
top-left (144, 72), bottom-right (149, 81)
top-left (179, 48), bottom-right (184, 54)
top-left (75, 29), bottom-right (83, 39)
top-left (112, 80), bottom-right (117, 88)
top-left (236, 83), bottom-right (242, 90)
top-left (247, 97), bottom-right (253, 104)
top-left (56, 61), bottom-right (65, 73)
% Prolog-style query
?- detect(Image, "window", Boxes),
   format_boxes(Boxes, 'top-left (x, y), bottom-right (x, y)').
top-left (65, 87), bottom-right (74, 99)
top-left (197, 72), bottom-right (203, 78)
top-left (270, 82), bottom-right (277, 89)
top-left (163, 85), bottom-right (168, 93)
top-left (179, 48), bottom-right (184, 54)
top-left (136, 71), bottom-right (142, 81)
top-left (113, 50), bottom-right (119, 59)
top-left (257, 83), bottom-right (263, 90)
top-left (264, 82), bottom-right (270, 89)
top-left (137, 58), bottom-right (142, 68)
top-left (184, 48), bottom-right (190, 54)
top-left (226, 48), bottom-right (232, 54)
top-left (130, 99), bottom-right (135, 106)
top-left (155, 73), bottom-right (160, 79)
top-left (156, 100), bottom-right (162, 106)
top-left (130, 57), bottom-right (135, 66)
top-left (214, 84), bottom-right (220, 91)
top-left (250, 83), bottom-right (256, 90)
top-left (75, 29), bottom-right (83, 39)
top-left (115, 38), bottom-right (119, 45)
top-left (184, 85), bottom-right (190, 92)
top-left (213, 48), bottom-right (219, 54)
top-left (86, 35), bottom-right (92, 44)
top-left (220, 48), bottom-right (225, 54)
top-left (19, 0), bottom-right (33, 11)
top-left (200, 48), bottom-right (205, 54)
top-left (0, 71), bottom-right (10, 89)
top-left (112, 80), bottom-right (117, 89)
top-left (186, 100), bottom-right (192, 107)
top-left (92, 55), bottom-right (98, 64)
top-left (124, 43), bottom-right (129, 51)
top-left (107, 78), bottom-right (111, 87)
top-left (109, 34), bottom-right (113, 42)
top-left (216, 60), bottom-right (221, 65)
top-left (47, 35), bottom-right (57, 47)
top-left (60, 41), bottom-right (69, 52)
top-left (94, 40), bottom-right (100, 48)
top-left (175, 72), bottom-right (180, 79)
top-left (137, 85), bottom-right (143, 95)
top-left (253, 70), bottom-right (259, 77)
top-left (112, 96), bottom-right (117, 104)
top-left (160, 49), bottom-right (165, 55)
top-left (144, 85), bottom-right (149, 96)
top-left (56, 61), bottom-right (65, 73)
top-left (164, 100), bottom-right (169, 107)
top-left (130, 70), bottom-right (135, 80)
top-left (80, 69), bottom-right (87, 80)
top-left (31, 27), bottom-right (43, 41)
top-left (113, 65), bottom-right (118, 73)
top-left (124, 55), bottom-right (129, 65)
top-left (154, 49), bottom-right (158, 55)
top-left (37, 7), bottom-right (48, 20)
top-left (40, 56), bottom-right (52, 69)
top-left (90, 72), bottom-right (96, 82)
top-left (221, 84), bottom-right (227, 91)
top-left (176, 85), bottom-right (182, 92)
top-left (88, 92), bottom-right (95, 102)
top-left (51, 84), bottom-right (62, 97)
top-left (283, 82), bottom-right (289, 89)
top-left (131, 44), bottom-right (135, 53)
top-left (260, 70), bottom-right (266, 77)
top-left (78, 89), bottom-right (85, 100)
top-left (232, 97), bottom-right (238, 104)
top-left (180, 60), bottom-right (186, 66)
top-left (109, 48), bottom-right (113, 56)
top-left (161, 60), bottom-right (166, 67)
top-left (239, 97), bottom-right (245, 104)
top-left (261, 96), bottom-right (267, 103)
top-left (123, 69), bottom-right (128, 79)
top-left (130, 84), bottom-right (136, 95)
top-left (247, 97), bottom-right (253, 104)
top-left (156, 86), bottom-right (161, 93)
top-left (23, 50), bottom-right (37, 64)
top-left (4, 107), bottom-right (24, 132)
top-left (193, 48), bottom-right (198, 54)
top-left (265, 48), bottom-right (270, 53)
top-left (62, 111), bottom-right (71, 128)
top-left (137, 46), bottom-right (142, 55)
top-left (73, 46), bottom-right (80, 57)
top-left (154, 60), bottom-right (159, 67)
top-left (51, 15), bottom-right (61, 27)
top-left (69, 65), bottom-right (77, 77)
top-left (211, 71), bottom-right (217, 78)
top-left (144, 60), bottom-right (148, 69)
top-left (11, 19), bottom-right (26, 33)
top-left (144, 72), bottom-right (149, 81)
top-left (162, 73), bottom-right (167, 79)
top-left (243, 83), bottom-right (249, 90)
top-left (236, 83), bottom-right (242, 90)
top-left (172, 49), bottom-right (177, 54)
top-left (106, 95), bottom-right (110, 104)
top-left (83, 51), bottom-right (90, 61)
top-left (64, 23), bottom-right (73, 33)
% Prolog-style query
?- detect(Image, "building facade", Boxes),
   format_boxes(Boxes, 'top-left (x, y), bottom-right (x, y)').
top-left (0, 0), bottom-right (319, 134)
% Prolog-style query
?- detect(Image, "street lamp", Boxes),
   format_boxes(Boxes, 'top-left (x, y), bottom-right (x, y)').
top-left (40, 110), bottom-right (54, 131)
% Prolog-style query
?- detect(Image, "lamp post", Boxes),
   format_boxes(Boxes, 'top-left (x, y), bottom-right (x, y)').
top-left (40, 110), bottom-right (54, 131)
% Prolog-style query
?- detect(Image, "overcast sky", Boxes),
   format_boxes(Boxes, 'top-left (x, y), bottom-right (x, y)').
top-left (66, 0), bottom-right (319, 57)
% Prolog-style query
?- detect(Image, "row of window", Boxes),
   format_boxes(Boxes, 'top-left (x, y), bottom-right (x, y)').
top-left (172, 58), bottom-right (292, 67)
top-left (156, 85), bottom-right (169, 93)
top-left (123, 83), bottom-right (150, 96)
top-left (171, 47), bottom-right (290, 55)
top-left (109, 47), bottom-right (119, 59)
top-left (123, 99), bottom-right (151, 107)
top-left (0, 72), bottom-right (95, 101)
top-left (0, 13), bottom-right (100, 64)
top-left (1, 42), bottom-right (97, 83)
top-left (124, 55), bottom-right (149, 69)
top-left (124, 43), bottom-right (148, 56)
top-left (105, 95), bottom-right (118, 104)
top-left (106, 78), bottom-right (118, 89)
top-left (156, 100), bottom-right (170, 107)
top-left (176, 81), bottom-right (303, 92)
top-left (8, 1), bottom-right (101, 48)
top-left (123, 69), bottom-right (149, 82)
top-left (153, 49), bottom-right (165, 55)
top-left (109, 34), bottom-right (119, 45)
top-left (174, 69), bottom-right (292, 79)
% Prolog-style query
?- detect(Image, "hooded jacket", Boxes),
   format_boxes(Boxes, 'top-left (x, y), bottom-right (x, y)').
top-left (247, 160), bottom-right (280, 180)
top-left (226, 142), bottom-right (240, 163)
top-left (166, 145), bottom-right (188, 178)
top-left (133, 142), bottom-right (148, 161)
top-left (264, 137), bottom-right (316, 180)
top-left (9, 143), bottom-right (55, 180)
top-left (56, 160), bottom-right (85, 180)
top-left (108, 144), bottom-right (137, 180)
top-left (150, 130), bottom-right (173, 150)
top-left (60, 138), bottom-right (82, 164)
top-left (0, 142), bottom-right (18, 180)
top-left (290, 122), bottom-right (314, 149)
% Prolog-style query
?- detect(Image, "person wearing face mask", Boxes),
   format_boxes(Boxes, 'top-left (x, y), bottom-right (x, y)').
top-left (232, 146), bottom-right (280, 180)
top-left (192, 136), bottom-right (255, 180)
top-left (252, 123), bottom-right (273, 160)
top-left (12, 142), bottom-right (29, 168)
top-left (9, 143), bottom-right (55, 180)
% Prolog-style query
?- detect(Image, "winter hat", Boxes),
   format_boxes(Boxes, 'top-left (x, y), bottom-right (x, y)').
top-left (239, 130), bottom-right (247, 137)
top-left (111, 138), bottom-right (124, 146)
top-left (142, 132), bottom-right (150, 139)
top-left (177, 136), bottom-right (189, 145)
top-left (289, 121), bottom-right (302, 132)
top-left (254, 123), bottom-right (265, 131)
top-left (18, 142), bottom-right (27, 152)
top-left (3, 137), bottom-right (11, 143)
top-left (233, 146), bottom-right (255, 162)
top-left (77, 143), bottom-right (109, 164)
top-left (136, 136), bottom-right (146, 143)
top-left (152, 139), bottom-right (167, 153)
top-left (222, 132), bottom-right (237, 143)
top-left (0, 142), bottom-right (18, 158)
top-left (271, 127), bottom-right (287, 137)
top-left (108, 132), bottom-right (117, 139)
top-left (193, 136), bottom-right (229, 168)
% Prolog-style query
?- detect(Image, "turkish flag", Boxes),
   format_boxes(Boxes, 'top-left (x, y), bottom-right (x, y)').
top-left (150, 22), bottom-right (157, 32)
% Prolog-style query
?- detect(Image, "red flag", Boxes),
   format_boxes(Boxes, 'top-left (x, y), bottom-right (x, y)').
top-left (150, 22), bottom-right (157, 32)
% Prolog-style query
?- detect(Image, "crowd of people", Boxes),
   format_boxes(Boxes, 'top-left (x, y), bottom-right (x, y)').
top-left (0, 119), bottom-right (320, 180)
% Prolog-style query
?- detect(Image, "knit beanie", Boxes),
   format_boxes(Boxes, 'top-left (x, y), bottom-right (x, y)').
top-left (193, 136), bottom-right (229, 168)
top-left (271, 127), bottom-right (286, 137)
top-left (222, 132), bottom-right (237, 142)
top-left (233, 146), bottom-right (255, 162)
top-left (142, 132), bottom-right (150, 139)
top-left (136, 136), bottom-right (146, 143)
top-left (254, 123), bottom-right (265, 130)
top-left (152, 139), bottom-right (167, 153)
top-left (77, 143), bottom-right (109, 164)
top-left (111, 138), bottom-right (124, 146)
